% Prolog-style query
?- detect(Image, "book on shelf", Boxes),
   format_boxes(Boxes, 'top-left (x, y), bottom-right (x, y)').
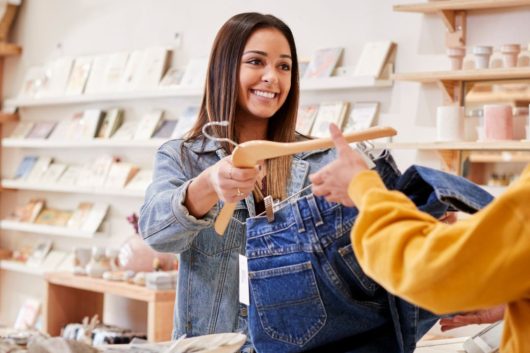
top-left (172, 106), bottom-right (198, 139)
top-left (303, 47), bottom-right (343, 79)
top-left (125, 169), bottom-right (153, 191)
top-left (57, 165), bottom-right (82, 186)
top-left (96, 108), bottom-right (124, 139)
top-left (12, 198), bottom-right (45, 223)
top-left (64, 56), bottom-right (93, 95)
top-left (14, 155), bottom-right (39, 180)
top-left (100, 51), bottom-right (130, 92)
top-left (34, 208), bottom-right (73, 227)
top-left (311, 101), bottom-right (349, 138)
top-left (40, 163), bottom-right (67, 184)
top-left (153, 119), bottom-right (178, 139)
top-left (26, 121), bottom-right (57, 139)
top-left (296, 104), bottom-right (319, 135)
top-left (354, 41), bottom-right (396, 78)
top-left (26, 240), bottom-right (53, 267)
top-left (40, 57), bottom-right (75, 97)
top-left (111, 121), bottom-right (138, 141)
top-left (133, 47), bottom-right (171, 89)
top-left (77, 109), bottom-right (105, 139)
top-left (104, 162), bottom-right (139, 188)
top-left (343, 101), bottom-right (380, 134)
top-left (134, 109), bottom-right (164, 140)
top-left (25, 156), bottom-right (53, 183)
top-left (84, 54), bottom-right (110, 94)
top-left (159, 66), bottom-right (185, 87)
top-left (13, 298), bottom-right (41, 330)
top-left (10, 121), bottom-right (34, 139)
top-left (67, 202), bottom-right (94, 229)
top-left (180, 58), bottom-right (208, 87)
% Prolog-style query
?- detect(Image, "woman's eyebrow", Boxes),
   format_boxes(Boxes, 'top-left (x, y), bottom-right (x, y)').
top-left (242, 50), bottom-right (292, 60)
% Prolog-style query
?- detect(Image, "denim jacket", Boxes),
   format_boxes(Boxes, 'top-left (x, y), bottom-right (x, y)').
top-left (139, 136), bottom-right (336, 341)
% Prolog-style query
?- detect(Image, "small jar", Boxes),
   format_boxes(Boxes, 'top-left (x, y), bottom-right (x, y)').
top-left (447, 47), bottom-right (466, 70)
top-left (501, 44), bottom-right (521, 68)
top-left (483, 104), bottom-right (514, 140)
top-left (472, 45), bottom-right (493, 69)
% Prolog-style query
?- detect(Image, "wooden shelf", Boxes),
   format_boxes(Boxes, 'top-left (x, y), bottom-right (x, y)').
top-left (0, 112), bottom-right (19, 124)
top-left (468, 151), bottom-right (530, 162)
top-left (381, 140), bottom-right (530, 150)
top-left (45, 272), bottom-right (175, 341)
top-left (0, 220), bottom-right (104, 238)
top-left (1, 179), bottom-right (145, 197)
top-left (0, 260), bottom-right (43, 276)
top-left (0, 42), bottom-right (22, 57)
top-left (394, 67), bottom-right (530, 83)
top-left (1, 138), bottom-right (165, 148)
top-left (394, 0), bottom-right (530, 13)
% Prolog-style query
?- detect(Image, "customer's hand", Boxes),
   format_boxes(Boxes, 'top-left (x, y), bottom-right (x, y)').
top-left (310, 123), bottom-right (369, 207)
top-left (439, 305), bottom-right (505, 332)
top-left (208, 156), bottom-right (259, 203)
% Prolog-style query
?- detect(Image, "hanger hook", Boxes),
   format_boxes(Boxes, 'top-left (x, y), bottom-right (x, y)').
top-left (202, 121), bottom-right (238, 148)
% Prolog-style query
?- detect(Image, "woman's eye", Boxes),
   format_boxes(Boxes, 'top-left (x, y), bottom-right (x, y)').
top-left (248, 59), bottom-right (262, 65)
top-left (280, 63), bottom-right (291, 71)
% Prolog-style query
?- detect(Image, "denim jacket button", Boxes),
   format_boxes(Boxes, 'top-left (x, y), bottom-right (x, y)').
top-left (240, 306), bottom-right (248, 317)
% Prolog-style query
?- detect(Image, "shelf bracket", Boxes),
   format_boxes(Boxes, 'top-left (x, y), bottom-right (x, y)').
top-left (438, 80), bottom-right (457, 103)
top-left (438, 150), bottom-right (462, 174)
top-left (441, 10), bottom-right (466, 48)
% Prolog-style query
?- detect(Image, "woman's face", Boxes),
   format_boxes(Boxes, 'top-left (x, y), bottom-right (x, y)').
top-left (237, 27), bottom-right (292, 121)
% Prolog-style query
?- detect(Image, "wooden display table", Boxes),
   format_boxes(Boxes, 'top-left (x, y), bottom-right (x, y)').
top-left (44, 272), bottom-right (175, 342)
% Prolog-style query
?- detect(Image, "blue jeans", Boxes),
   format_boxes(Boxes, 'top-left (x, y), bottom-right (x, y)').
top-left (245, 153), bottom-right (493, 353)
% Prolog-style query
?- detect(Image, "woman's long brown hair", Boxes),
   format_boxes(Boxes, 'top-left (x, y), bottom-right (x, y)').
top-left (185, 12), bottom-right (300, 201)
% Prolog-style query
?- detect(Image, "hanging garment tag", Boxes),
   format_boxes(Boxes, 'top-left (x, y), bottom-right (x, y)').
top-left (239, 254), bottom-right (250, 306)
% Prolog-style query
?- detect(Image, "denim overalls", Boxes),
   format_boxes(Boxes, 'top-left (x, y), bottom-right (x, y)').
top-left (245, 152), bottom-right (493, 353)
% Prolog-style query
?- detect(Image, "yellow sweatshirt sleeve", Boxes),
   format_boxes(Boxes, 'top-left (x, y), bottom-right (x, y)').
top-left (348, 165), bottom-right (530, 314)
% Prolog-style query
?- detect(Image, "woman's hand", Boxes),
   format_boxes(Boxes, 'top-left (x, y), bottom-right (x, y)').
top-left (439, 305), bottom-right (505, 332)
top-left (310, 123), bottom-right (370, 207)
top-left (208, 156), bottom-right (260, 203)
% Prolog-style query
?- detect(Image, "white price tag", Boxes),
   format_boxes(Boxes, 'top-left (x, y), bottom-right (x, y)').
top-left (239, 254), bottom-right (250, 306)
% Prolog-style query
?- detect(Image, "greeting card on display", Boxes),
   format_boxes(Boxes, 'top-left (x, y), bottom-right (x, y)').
top-left (10, 122), bottom-right (34, 139)
top-left (311, 102), bottom-right (349, 138)
top-left (13, 299), bottom-right (41, 330)
top-left (78, 109), bottom-right (105, 139)
top-left (48, 112), bottom-right (83, 140)
top-left (96, 108), bottom-right (123, 139)
top-left (81, 203), bottom-right (109, 234)
top-left (120, 50), bottom-right (144, 91)
top-left (153, 120), bottom-right (178, 139)
top-left (296, 104), bottom-right (319, 135)
top-left (40, 163), bottom-right (67, 184)
top-left (159, 67), bottom-right (184, 87)
top-left (26, 240), bottom-right (53, 267)
top-left (67, 202), bottom-right (93, 229)
top-left (134, 110), bottom-right (164, 140)
top-left (25, 156), bottom-right (53, 183)
top-left (16, 198), bottom-right (45, 223)
top-left (180, 58), bottom-right (208, 87)
top-left (64, 56), bottom-right (92, 95)
top-left (111, 121), bottom-right (138, 140)
top-left (134, 47), bottom-right (171, 89)
top-left (84, 54), bottom-right (110, 94)
top-left (18, 66), bottom-right (47, 98)
top-left (125, 169), bottom-right (152, 191)
top-left (343, 102), bottom-right (380, 134)
top-left (14, 156), bottom-right (38, 180)
top-left (100, 52), bottom-right (129, 92)
top-left (303, 48), bottom-right (343, 79)
top-left (104, 162), bottom-right (139, 188)
top-left (172, 106), bottom-right (198, 139)
top-left (86, 155), bottom-right (116, 187)
top-left (57, 165), bottom-right (82, 186)
top-left (40, 57), bottom-right (74, 97)
top-left (35, 208), bottom-right (72, 226)
top-left (354, 41), bottom-right (396, 78)
top-left (41, 250), bottom-right (68, 272)
top-left (26, 121), bottom-right (56, 139)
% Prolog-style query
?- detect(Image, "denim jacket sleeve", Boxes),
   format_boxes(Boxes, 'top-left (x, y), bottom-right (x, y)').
top-left (139, 141), bottom-right (219, 253)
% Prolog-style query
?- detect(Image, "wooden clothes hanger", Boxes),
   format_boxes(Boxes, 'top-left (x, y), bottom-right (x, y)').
top-left (214, 126), bottom-right (397, 235)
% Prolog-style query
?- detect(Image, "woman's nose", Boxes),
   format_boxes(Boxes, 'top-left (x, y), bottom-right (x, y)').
top-left (261, 67), bottom-right (278, 84)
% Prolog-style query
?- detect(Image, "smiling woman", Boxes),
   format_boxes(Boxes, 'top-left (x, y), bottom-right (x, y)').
top-left (139, 12), bottom-right (336, 353)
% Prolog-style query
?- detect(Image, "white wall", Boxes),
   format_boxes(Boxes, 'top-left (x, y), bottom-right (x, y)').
top-left (1, 0), bottom-right (529, 337)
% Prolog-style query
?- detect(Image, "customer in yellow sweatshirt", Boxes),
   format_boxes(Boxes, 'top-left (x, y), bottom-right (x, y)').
top-left (310, 123), bottom-right (530, 353)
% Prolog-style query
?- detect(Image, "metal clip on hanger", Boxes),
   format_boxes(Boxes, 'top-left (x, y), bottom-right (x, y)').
top-left (211, 125), bottom-right (397, 235)
top-left (259, 139), bottom-right (379, 223)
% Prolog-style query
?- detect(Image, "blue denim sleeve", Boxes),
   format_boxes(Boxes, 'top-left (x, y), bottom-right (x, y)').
top-left (139, 142), bottom-right (218, 253)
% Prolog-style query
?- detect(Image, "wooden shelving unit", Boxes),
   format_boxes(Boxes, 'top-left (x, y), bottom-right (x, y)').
top-left (0, 42), bottom-right (21, 57)
top-left (44, 272), bottom-right (175, 342)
